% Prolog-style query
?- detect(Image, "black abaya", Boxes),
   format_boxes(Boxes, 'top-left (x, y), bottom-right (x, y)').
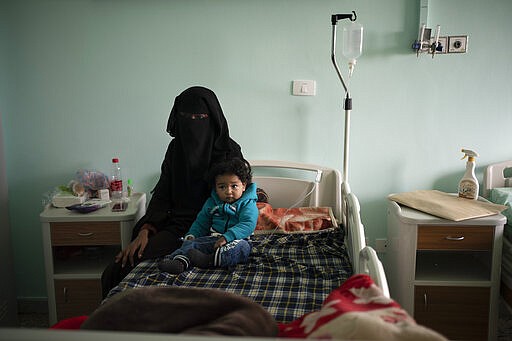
top-left (101, 86), bottom-right (244, 297)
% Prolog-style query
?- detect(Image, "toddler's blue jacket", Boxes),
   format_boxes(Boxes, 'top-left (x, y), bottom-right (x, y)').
top-left (186, 183), bottom-right (258, 243)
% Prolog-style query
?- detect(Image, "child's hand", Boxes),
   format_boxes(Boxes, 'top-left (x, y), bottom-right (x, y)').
top-left (214, 236), bottom-right (227, 249)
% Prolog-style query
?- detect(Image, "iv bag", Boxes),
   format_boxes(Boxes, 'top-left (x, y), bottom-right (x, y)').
top-left (342, 21), bottom-right (363, 60)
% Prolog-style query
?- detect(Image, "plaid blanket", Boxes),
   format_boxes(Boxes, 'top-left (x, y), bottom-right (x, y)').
top-left (106, 229), bottom-right (352, 323)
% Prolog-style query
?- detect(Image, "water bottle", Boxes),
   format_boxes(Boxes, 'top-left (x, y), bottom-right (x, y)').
top-left (110, 158), bottom-right (123, 201)
top-left (342, 21), bottom-right (363, 77)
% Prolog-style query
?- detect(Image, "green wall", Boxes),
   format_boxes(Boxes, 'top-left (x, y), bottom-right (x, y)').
top-left (2, 0), bottom-right (512, 299)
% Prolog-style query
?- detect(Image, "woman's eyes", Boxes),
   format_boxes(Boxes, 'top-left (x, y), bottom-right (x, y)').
top-left (178, 112), bottom-right (209, 120)
top-left (191, 113), bottom-right (208, 120)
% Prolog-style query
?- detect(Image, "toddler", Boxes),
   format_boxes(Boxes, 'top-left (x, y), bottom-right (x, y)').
top-left (158, 158), bottom-right (258, 274)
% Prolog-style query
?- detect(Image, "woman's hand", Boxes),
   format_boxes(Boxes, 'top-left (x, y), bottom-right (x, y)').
top-left (214, 236), bottom-right (227, 249)
top-left (114, 226), bottom-right (151, 267)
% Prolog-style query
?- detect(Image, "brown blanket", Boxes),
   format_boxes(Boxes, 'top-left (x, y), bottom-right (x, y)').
top-left (81, 286), bottom-right (278, 337)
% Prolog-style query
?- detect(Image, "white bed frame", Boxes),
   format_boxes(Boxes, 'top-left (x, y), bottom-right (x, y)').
top-left (484, 160), bottom-right (512, 313)
top-left (484, 160), bottom-right (512, 197)
top-left (251, 160), bottom-right (389, 297)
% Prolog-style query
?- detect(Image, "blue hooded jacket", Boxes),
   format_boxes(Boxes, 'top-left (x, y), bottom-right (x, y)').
top-left (186, 183), bottom-right (258, 243)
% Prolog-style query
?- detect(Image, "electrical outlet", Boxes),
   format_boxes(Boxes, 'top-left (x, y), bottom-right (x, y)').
top-left (448, 35), bottom-right (468, 53)
top-left (375, 238), bottom-right (388, 253)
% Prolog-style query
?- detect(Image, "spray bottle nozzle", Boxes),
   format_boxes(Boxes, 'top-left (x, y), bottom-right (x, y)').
top-left (461, 148), bottom-right (479, 160)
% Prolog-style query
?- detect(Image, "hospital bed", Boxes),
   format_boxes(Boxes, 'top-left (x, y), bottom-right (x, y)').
top-left (102, 159), bottom-right (389, 323)
top-left (484, 160), bottom-right (512, 311)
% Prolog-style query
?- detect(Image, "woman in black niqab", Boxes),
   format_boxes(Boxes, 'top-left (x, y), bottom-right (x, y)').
top-left (101, 86), bottom-right (244, 297)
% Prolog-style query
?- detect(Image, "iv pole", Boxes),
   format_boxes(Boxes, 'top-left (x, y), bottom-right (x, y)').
top-left (331, 11), bottom-right (357, 184)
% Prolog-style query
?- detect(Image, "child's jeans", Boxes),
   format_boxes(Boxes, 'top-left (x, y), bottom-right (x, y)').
top-left (169, 236), bottom-right (252, 268)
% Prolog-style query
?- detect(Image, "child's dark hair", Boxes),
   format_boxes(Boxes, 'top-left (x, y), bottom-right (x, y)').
top-left (208, 158), bottom-right (252, 186)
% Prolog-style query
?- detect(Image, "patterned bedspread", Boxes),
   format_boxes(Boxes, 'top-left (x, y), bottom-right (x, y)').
top-left (106, 229), bottom-right (352, 323)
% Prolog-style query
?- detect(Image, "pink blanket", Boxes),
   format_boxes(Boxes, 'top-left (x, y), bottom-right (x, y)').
top-left (256, 203), bottom-right (335, 233)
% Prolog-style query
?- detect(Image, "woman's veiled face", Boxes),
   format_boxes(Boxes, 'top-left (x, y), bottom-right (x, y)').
top-left (176, 111), bottom-right (211, 139)
top-left (168, 87), bottom-right (219, 137)
top-left (175, 109), bottom-right (215, 163)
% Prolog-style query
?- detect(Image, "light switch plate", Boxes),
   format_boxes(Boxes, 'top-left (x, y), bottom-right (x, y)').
top-left (292, 80), bottom-right (316, 96)
top-left (448, 35), bottom-right (468, 53)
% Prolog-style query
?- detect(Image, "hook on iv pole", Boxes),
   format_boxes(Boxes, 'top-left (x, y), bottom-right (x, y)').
top-left (331, 11), bottom-right (357, 25)
top-left (330, 11), bottom-right (358, 97)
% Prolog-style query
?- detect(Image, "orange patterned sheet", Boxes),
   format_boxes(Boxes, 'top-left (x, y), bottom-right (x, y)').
top-left (255, 203), bottom-right (337, 233)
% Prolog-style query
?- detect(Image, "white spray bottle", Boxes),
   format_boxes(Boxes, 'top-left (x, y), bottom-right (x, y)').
top-left (458, 149), bottom-right (479, 200)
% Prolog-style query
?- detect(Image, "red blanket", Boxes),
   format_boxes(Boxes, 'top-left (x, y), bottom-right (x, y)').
top-left (278, 274), bottom-right (447, 340)
top-left (256, 203), bottom-right (335, 233)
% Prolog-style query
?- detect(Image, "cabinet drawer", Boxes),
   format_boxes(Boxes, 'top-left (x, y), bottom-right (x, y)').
top-left (417, 225), bottom-right (494, 251)
top-left (414, 285), bottom-right (489, 340)
top-left (51, 221), bottom-right (121, 246)
top-left (54, 279), bottom-right (102, 321)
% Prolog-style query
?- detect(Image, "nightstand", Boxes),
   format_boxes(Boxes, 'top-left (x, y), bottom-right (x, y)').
top-left (386, 199), bottom-right (505, 341)
top-left (40, 193), bottom-right (146, 325)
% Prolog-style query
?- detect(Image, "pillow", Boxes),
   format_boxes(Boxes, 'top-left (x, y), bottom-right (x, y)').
top-left (255, 202), bottom-right (337, 234)
top-left (278, 274), bottom-right (448, 340)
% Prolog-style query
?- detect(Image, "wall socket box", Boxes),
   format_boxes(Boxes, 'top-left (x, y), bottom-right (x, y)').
top-left (375, 238), bottom-right (388, 253)
top-left (448, 35), bottom-right (468, 53)
top-left (419, 34), bottom-right (468, 55)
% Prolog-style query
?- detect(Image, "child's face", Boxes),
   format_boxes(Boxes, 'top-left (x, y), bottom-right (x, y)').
top-left (215, 174), bottom-right (246, 204)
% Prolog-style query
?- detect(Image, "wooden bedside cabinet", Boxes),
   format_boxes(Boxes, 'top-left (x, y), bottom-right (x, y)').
top-left (40, 193), bottom-right (146, 325)
top-left (386, 199), bottom-right (505, 341)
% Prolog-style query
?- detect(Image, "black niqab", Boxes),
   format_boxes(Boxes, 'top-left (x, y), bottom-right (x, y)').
top-left (166, 86), bottom-right (242, 209)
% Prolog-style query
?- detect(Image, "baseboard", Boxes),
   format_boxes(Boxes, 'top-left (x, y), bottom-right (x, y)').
top-left (17, 298), bottom-right (48, 314)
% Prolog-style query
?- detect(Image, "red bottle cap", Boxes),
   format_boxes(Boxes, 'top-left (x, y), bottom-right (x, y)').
top-left (112, 158), bottom-right (119, 163)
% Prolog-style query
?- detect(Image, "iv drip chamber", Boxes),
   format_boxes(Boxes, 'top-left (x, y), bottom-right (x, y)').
top-left (342, 21), bottom-right (363, 77)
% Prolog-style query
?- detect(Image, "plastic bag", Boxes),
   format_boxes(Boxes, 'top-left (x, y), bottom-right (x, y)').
top-left (75, 169), bottom-right (109, 192)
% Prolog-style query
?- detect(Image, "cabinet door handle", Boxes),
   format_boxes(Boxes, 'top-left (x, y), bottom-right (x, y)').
top-left (445, 236), bottom-right (464, 241)
top-left (78, 232), bottom-right (94, 237)
top-left (63, 287), bottom-right (68, 303)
